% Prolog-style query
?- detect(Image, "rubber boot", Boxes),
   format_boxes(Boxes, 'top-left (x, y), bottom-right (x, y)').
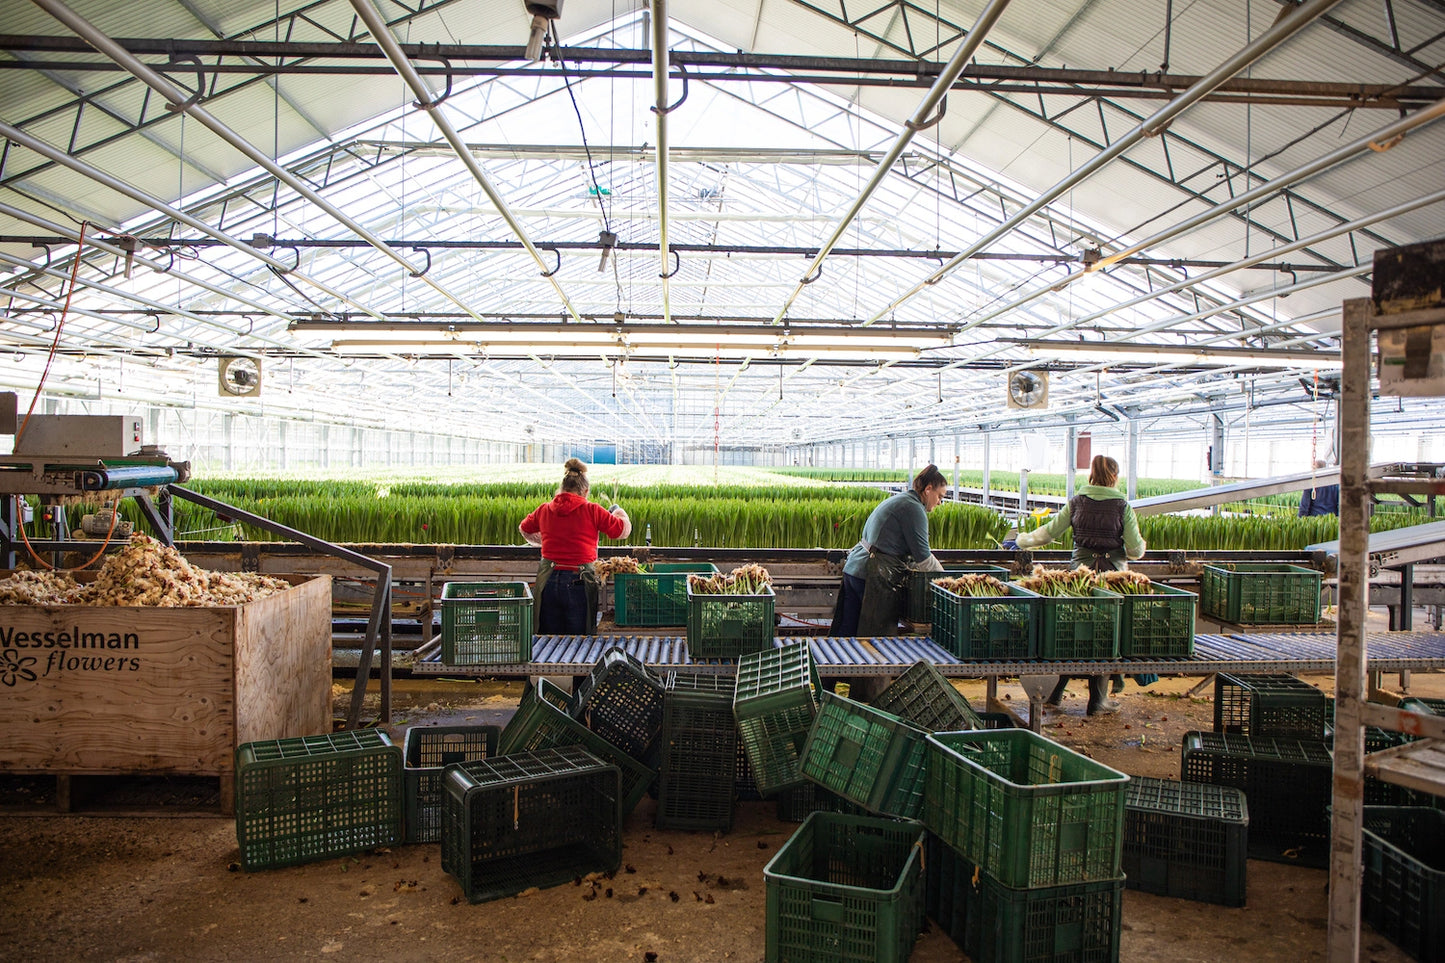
top-left (1087, 674), bottom-right (1120, 715)
top-left (1044, 676), bottom-right (1070, 707)
top-left (1110, 674), bottom-right (1126, 695)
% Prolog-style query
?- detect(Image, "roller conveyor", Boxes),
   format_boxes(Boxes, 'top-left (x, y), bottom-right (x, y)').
top-left (411, 629), bottom-right (1445, 679)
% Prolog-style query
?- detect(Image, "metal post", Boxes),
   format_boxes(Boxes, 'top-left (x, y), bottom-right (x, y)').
top-left (1326, 298), bottom-right (1372, 962)
top-left (953, 432), bottom-right (961, 503)
top-left (982, 433), bottom-right (992, 509)
top-left (1398, 564), bottom-right (1414, 631)
top-left (1127, 417), bottom-right (1140, 500)
top-left (1066, 424), bottom-right (1077, 501)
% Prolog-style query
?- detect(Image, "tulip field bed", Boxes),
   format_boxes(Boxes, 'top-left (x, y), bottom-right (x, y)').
top-left (62, 464), bottom-right (1431, 551)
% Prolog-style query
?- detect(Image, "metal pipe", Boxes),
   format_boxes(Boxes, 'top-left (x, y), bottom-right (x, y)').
top-left (345, 0), bottom-right (582, 322)
top-left (772, 0), bottom-right (1013, 325)
top-left (0, 118), bottom-right (386, 321)
top-left (863, 0), bottom-right (1345, 324)
top-left (31, 0), bottom-right (486, 323)
top-left (652, 0), bottom-right (673, 323)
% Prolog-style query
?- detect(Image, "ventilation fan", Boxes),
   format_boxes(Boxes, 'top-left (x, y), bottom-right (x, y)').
top-left (1006, 370), bottom-right (1048, 409)
top-left (218, 356), bottom-right (262, 397)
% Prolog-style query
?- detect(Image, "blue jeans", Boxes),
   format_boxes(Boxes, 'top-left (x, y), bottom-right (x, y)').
top-left (830, 573), bottom-right (867, 637)
top-left (538, 569), bottom-right (589, 634)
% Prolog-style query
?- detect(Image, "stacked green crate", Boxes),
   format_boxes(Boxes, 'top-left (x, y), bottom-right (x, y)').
top-left (764, 812), bottom-right (925, 963)
top-left (1181, 731), bottom-right (1332, 867)
top-left (235, 730), bottom-right (403, 871)
top-left (929, 582), bottom-right (1038, 660)
top-left (1199, 563), bottom-right (1322, 624)
top-left (498, 678), bottom-right (656, 816)
top-left (1035, 587), bottom-right (1123, 660)
top-left (440, 581), bottom-right (534, 664)
top-left (614, 563), bottom-right (719, 627)
top-left (870, 660), bottom-right (985, 731)
top-left (734, 642), bottom-right (820, 795)
top-left (687, 582), bottom-right (776, 659)
top-left (403, 725), bottom-right (499, 844)
top-left (440, 746), bottom-right (620, 903)
top-left (1118, 583), bottom-right (1197, 658)
top-left (657, 672), bottom-right (737, 832)
top-left (800, 691), bottom-right (929, 819)
top-left (906, 564), bottom-right (1009, 623)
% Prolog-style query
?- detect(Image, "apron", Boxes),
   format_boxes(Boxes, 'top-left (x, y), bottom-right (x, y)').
top-left (855, 550), bottom-right (911, 638)
top-left (534, 558), bottom-right (600, 634)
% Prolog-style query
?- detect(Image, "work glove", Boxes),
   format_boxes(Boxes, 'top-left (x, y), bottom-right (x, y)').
top-left (1001, 539), bottom-right (1019, 551)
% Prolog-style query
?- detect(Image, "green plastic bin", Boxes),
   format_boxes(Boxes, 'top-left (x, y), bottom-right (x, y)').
top-left (1199, 563), bottom-right (1322, 625)
top-left (924, 728), bottom-right (1129, 889)
top-left (687, 583), bottom-right (776, 659)
top-left (658, 672), bottom-right (738, 832)
top-left (929, 582), bottom-right (1038, 660)
top-left (907, 565), bottom-right (1010, 623)
top-left (800, 690), bottom-right (929, 819)
top-left (734, 642), bottom-right (820, 795)
top-left (1035, 588), bottom-right (1122, 660)
top-left (764, 812), bottom-right (925, 963)
top-left (614, 563), bottom-right (719, 627)
top-left (403, 725), bottom-right (499, 844)
top-left (1118, 583), bottom-right (1197, 659)
top-left (870, 660), bottom-right (985, 732)
top-left (1123, 776), bottom-right (1248, 907)
top-left (440, 581), bottom-right (533, 664)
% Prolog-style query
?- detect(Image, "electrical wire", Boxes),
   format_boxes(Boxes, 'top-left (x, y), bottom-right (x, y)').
top-left (547, 23), bottom-right (614, 238)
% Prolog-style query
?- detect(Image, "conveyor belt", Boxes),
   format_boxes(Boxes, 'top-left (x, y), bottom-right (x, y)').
top-left (411, 630), bottom-right (1445, 678)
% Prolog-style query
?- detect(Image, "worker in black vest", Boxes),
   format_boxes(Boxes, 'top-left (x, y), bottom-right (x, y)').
top-left (1014, 454), bottom-right (1146, 715)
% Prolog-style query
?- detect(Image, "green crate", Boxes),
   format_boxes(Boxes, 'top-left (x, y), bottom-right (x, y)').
top-left (734, 642), bottom-right (821, 796)
top-left (440, 581), bottom-right (533, 664)
top-left (924, 728), bottom-right (1129, 889)
top-left (1035, 588), bottom-right (1123, 660)
top-left (937, 843), bottom-right (1124, 963)
top-left (687, 583), bottom-right (776, 659)
top-left (1362, 806), bottom-right (1445, 963)
top-left (1400, 696), bottom-right (1445, 716)
top-left (1199, 563), bottom-right (1322, 625)
top-left (235, 730), bottom-right (403, 871)
top-left (907, 565), bottom-right (1010, 623)
top-left (801, 691), bottom-right (929, 819)
top-left (764, 812), bottom-right (925, 963)
top-left (1123, 776), bottom-right (1248, 907)
top-left (929, 582), bottom-right (1038, 660)
top-left (776, 781), bottom-right (870, 822)
top-left (870, 660), bottom-right (985, 732)
top-left (1118, 583), bottom-right (1197, 659)
top-left (498, 678), bottom-right (655, 816)
top-left (1181, 731), bottom-right (1331, 867)
top-left (614, 563), bottom-right (719, 627)
top-left (1214, 672), bottom-right (1329, 740)
top-left (440, 746), bottom-right (620, 904)
top-left (573, 647), bottom-right (665, 768)
top-left (403, 725), bottom-right (499, 844)
top-left (658, 672), bottom-right (738, 832)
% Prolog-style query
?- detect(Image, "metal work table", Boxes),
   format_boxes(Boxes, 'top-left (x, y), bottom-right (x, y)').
top-left (412, 629), bottom-right (1445, 679)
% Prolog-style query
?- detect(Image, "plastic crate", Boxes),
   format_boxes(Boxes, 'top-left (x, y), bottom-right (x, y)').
top-left (1180, 731), bottom-right (1331, 868)
top-left (737, 736), bottom-right (764, 801)
top-left (1400, 696), bottom-right (1445, 716)
top-left (440, 581), bottom-right (533, 664)
top-left (614, 563), bottom-right (719, 627)
top-left (235, 730), bottom-right (403, 871)
top-left (924, 729), bottom-right (1129, 889)
top-left (930, 838), bottom-right (1124, 963)
top-left (657, 672), bottom-right (738, 832)
top-left (1035, 588), bottom-right (1123, 660)
top-left (402, 725), bottom-right (499, 844)
top-left (1122, 776), bottom-right (1248, 907)
top-left (734, 642), bottom-right (821, 796)
top-left (687, 582), bottom-right (776, 659)
top-left (573, 647), bottom-right (666, 768)
top-left (870, 660), bottom-right (985, 732)
top-left (498, 678), bottom-right (656, 816)
top-left (907, 565), bottom-right (1010, 623)
top-left (764, 812), bottom-right (925, 963)
top-left (440, 746), bottom-right (620, 904)
top-left (776, 781), bottom-right (869, 822)
top-left (1117, 583), bottom-right (1197, 659)
top-left (1214, 672), bottom-right (1329, 740)
top-left (929, 582), bottom-right (1038, 660)
top-left (800, 690), bottom-right (929, 819)
top-left (1362, 806), bottom-right (1445, 962)
top-left (1199, 563), bottom-right (1322, 625)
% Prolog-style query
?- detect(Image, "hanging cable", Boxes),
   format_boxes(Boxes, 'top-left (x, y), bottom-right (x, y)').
top-left (548, 24), bottom-right (620, 283)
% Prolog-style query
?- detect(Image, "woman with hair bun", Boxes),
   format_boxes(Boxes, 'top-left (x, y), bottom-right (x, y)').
top-left (1014, 454), bottom-right (1147, 715)
top-left (519, 458), bottom-right (632, 633)
top-left (830, 464), bottom-right (948, 637)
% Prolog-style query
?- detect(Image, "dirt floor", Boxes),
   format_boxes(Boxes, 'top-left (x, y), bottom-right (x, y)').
top-left (1, 666), bottom-right (1439, 963)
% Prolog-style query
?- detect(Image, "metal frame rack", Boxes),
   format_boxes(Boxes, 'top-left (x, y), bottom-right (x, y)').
top-left (1328, 276), bottom-right (1445, 960)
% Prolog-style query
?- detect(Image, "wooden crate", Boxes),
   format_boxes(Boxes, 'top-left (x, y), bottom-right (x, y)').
top-left (0, 573), bottom-right (332, 813)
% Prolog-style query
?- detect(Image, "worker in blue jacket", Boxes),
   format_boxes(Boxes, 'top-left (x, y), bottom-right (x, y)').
top-left (1299, 460), bottom-right (1340, 516)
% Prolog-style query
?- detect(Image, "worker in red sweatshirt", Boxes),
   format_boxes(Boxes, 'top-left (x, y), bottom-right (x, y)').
top-left (520, 458), bottom-right (632, 633)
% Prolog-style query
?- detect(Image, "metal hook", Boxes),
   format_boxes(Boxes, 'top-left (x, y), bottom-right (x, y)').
top-left (659, 248), bottom-right (681, 280)
top-left (905, 95), bottom-right (947, 132)
top-left (539, 247), bottom-right (562, 278)
top-left (274, 244), bottom-right (301, 274)
top-left (650, 61), bottom-right (690, 116)
top-left (146, 312), bottom-right (161, 334)
top-left (1281, 264), bottom-right (1298, 287)
top-left (163, 52), bottom-right (207, 112)
top-left (243, 315), bottom-right (255, 335)
top-left (32, 242), bottom-right (52, 270)
top-left (408, 247), bottom-right (432, 278)
top-left (154, 245), bottom-right (175, 274)
top-left (412, 56), bottom-right (454, 110)
top-left (801, 263), bottom-right (823, 285)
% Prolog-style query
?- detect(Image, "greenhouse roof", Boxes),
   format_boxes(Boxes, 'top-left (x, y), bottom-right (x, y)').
top-left (1, 0), bottom-right (1443, 449)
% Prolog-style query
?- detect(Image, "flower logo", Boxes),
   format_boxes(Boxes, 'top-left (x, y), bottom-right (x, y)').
top-left (0, 649), bottom-right (38, 686)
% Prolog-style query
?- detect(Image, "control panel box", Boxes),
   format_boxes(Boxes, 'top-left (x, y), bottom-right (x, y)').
top-left (9, 414), bottom-right (144, 458)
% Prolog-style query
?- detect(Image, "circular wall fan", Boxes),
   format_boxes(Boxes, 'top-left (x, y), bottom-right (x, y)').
top-left (1006, 370), bottom-right (1049, 409)
top-left (218, 356), bottom-right (262, 397)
